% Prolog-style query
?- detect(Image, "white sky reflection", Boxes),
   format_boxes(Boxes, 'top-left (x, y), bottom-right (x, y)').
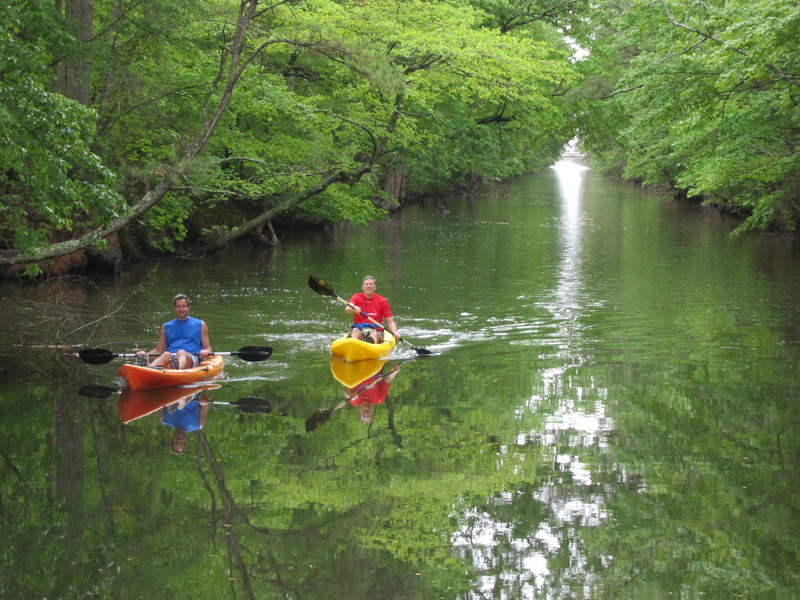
top-left (452, 158), bottom-right (613, 598)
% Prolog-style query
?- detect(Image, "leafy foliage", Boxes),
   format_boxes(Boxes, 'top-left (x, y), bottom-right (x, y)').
top-left (576, 0), bottom-right (800, 231)
top-left (190, 0), bottom-right (578, 224)
top-left (11, 0), bottom-right (798, 268)
top-left (2, 0), bottom-right (580, 270)
top-left (0, 3), bottom-right (122, 268)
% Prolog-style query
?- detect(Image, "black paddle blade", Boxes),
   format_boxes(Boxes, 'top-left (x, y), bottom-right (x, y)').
top-left (233, 346), bottom-right (273, 362)
top-left (230, 397), bottom-right (272, 414)
top-left (78, 384), bottom-right (119, 398)
top-left (78, 348), bottom-right (116, 365)
top-left (308, 275), bottom-right (335, 297)
top-left (305, 409), bottom-right (333, 432)
top-left (396, 337), bottom-right (434, 356)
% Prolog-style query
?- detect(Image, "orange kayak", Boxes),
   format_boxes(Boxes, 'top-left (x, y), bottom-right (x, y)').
top-left (118, 384), bottom-right (221, 424)
top-left (118, 354), bottom-right (224, 391)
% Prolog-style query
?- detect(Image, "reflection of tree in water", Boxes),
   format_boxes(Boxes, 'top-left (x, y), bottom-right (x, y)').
top-left (195, 432), bottom-right (261, 600)
top-left (175, 367), bottom-right (465, 599)
top-left (384, 399), bottom-right (403, 449)
top-left (13, 280), bottom-right (151, 352)
top-left (55, 387), bottom-right (86, 536)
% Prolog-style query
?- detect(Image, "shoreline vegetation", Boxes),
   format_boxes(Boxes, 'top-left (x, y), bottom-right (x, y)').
top-left (2, 1), bottom-right (798, 278)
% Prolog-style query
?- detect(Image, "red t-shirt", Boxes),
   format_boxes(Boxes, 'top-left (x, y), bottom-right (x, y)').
top-left (349, 376), bottom-right (391, 406)
top-left (348, 292), bottom-right (392, 329)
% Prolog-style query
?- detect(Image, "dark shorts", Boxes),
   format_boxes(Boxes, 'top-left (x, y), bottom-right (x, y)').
top-left (352, 323), bottom-right (382, 333)
top-left (352, 323), bottom-right (382, 340)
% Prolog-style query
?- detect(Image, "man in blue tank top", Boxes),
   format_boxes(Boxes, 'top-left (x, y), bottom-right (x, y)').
top-left (136, 294), bottom-right (212, 369)
top-left (162, 390), bottom-right (209, 454)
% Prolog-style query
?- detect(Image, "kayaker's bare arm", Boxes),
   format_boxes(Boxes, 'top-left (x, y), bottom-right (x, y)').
top-left (385, 316), bottom-right (399, 338)
top-left (199, 394), bottom-right (209, 426)
top-left (147, 326), bottom-right (167, 354)
top-left (384, 363), bottom-right (400, 381)
top-left (199, 321), bottom-right (212, 359)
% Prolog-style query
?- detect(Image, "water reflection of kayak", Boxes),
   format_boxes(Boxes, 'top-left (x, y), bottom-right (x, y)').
top-left (307, 358), bottom-right (401, 431)
top-left (118, 384), bottom-right (221, 424)
top-left (330, 356), bottom-right (383, 388)
top-left (117, 354), bottom-right (224, 391)
top-left (330, 331), bottom-right (396, 362)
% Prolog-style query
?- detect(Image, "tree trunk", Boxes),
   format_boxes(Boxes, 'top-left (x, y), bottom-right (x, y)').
top-left (204, 165), bottom-right (373, 253)
top-left (254, 221), bottom-right (279, 246)
top-left (55, 0), bottom-right (93, 106)
top-left (382, 153), bottom-right (406, 210)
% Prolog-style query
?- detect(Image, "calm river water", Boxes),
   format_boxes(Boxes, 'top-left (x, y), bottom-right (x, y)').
top-left (1, 158), bottom-right (799, 599)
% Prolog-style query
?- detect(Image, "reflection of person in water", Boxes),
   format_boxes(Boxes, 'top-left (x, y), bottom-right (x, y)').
top-left (162, 391), bottom-right (209, 454)
top-left (344, 364), bottom-right (400, 423)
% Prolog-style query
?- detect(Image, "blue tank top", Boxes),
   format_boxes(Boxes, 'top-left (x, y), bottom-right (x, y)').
top-left (162, 399), bottom-right (202, 432)
top-left (164, 316), bottom-right (203, 353)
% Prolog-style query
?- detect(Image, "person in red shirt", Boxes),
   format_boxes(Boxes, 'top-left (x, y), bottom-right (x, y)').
top-left (346, 364), bottom-right (401, 423)
top-left (346, 276), bottom-right (400, 344)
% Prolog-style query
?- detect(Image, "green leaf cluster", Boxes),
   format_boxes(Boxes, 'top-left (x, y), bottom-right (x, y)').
top-left (192, 0), bottom-right (578, 221)
top-left (576, 0), bottom-right (800, 231)
top-left (0, 3), bottom-right (122, 259)
top-left (2, 0), bottom-right (583, 265)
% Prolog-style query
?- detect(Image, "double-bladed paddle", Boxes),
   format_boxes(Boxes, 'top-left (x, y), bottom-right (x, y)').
top-left (78, 345), bottom-right (273, 365)
top-left (77, 383), bottom-right (272, 413)
top-left (308, 275), bottom-right (433, 356)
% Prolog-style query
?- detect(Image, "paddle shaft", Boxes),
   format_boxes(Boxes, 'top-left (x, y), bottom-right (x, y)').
top-left (106, 351), bottom-right (251, 359)
top-left (333, 295), bottom-right (392, 333)
top-left (79, 345), bottom-right (272, 365)
top-left (78, 384), bottom-right (271, 410)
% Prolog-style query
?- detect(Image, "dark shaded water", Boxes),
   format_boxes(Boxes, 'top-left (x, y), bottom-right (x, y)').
top-left (1, 158), bottom-right (799, 599)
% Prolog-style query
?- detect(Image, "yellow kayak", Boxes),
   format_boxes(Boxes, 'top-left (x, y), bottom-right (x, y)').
top-left (330, 357), bottom-right (383, 388)
top-left (330, 331), bottom-right (396, 362)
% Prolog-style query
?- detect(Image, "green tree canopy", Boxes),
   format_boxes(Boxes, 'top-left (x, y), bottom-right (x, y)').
top-left (1, 0), bottom-right (578, 274)
top-left (575, 0), bottom-right (800, 231)
top-left (0, 3), bottom-right (122, 273)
